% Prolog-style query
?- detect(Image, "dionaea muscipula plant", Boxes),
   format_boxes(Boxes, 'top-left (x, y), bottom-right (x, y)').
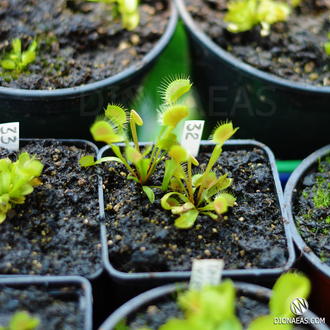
top-left (0, 311), bottom-right (40, 330)
top-left (160, 122), bottom-right (238, 229)
top-left (86, 0), bottom-right (140, 31)
top-left (79, 75), bottom-right (193, 203)
top-left (224, 0), bottom-right (291, 36)
top-left (130, 272), bottom-right (311, 330)
top-left (1, 38), bottom-right (37, 73)
top-left (0, 153), bottom-right (43, 224)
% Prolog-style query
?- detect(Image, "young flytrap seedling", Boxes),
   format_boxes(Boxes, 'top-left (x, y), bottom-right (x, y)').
top-left (324, 32), bottom-right (330, 56)
top-left (160, 122), bottom-right (238, 229)
top-left (128, 272), bottom-right (311, 330)
top-left (0, 153), bottom-right (43, 224)
top-left (79, 75), bottom-right (193, 203)
top-left (0, 311), bottom-right (40, 330)
top-left (86, 0), bottom-right (139, 30)
top-left (1, 38), bottom-right (37, 73)
top-left (224, 0), bottom-right (291, 36)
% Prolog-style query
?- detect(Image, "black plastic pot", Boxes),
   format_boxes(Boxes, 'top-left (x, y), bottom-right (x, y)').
top-left (175, 0), bottom-right (330, 160)
top-left (284, 144), bottom-right (330, 324)
top-left (98, 139), bottom-right (295, 311)
top-left (0, 138), bottom-right (106, 328)
top-left (0, 2), bottom-right (178, 141)
top-left (0, 275), bottom-right (93, 330)
top-left (98, 281), bottom-right (329, 330)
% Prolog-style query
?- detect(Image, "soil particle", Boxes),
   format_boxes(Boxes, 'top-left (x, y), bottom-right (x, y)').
top-left (101, 145), bottom-right (288, 273)
top-left (0, 0), bottom-right (170, 89)
top-left (0, 140), bottom-right (101, 276)
top-left (0, 284), bottom-right (84, 329)
top-left (186, 0), bottom-right (330, 86)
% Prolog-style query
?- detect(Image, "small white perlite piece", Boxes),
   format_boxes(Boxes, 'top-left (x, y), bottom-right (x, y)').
top-left (0, 122), bottom-right (19, 151)
top-left (190, 259), bottom-right (225, 291)
top-left (181, 120), bottom-right (205, 157)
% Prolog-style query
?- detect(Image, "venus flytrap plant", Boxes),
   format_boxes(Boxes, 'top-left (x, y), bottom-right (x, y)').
top-left (1, 38), bottom-right (37, 73)
top-left (161, 122), bottom-right (238, 229)
top-left (0, 311), bottom-right (40, 330)
top-left (130, 272), bottom-right (311, 330)
top-left (86, 0), bottom-right (140, 30)
top-left (79, 76), bottom-right (193, 203)
top-left (0, 153), bottom-right (43, 224)
top-left (224, 0), bottom-right (291, 36)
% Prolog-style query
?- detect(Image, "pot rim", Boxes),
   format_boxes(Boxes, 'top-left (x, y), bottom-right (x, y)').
top-left (0, 1), bottom-right (178, 100)
top-left (284, 144), bottom-right (330, 280)
top-left (0, 275), bottom-right (93, 330)
top-left (98, 139), bottom-right (295, 283)
top-left (175, 0), bottom-right (330, 95)
top-left (98, 281), bottom-right (328, 330)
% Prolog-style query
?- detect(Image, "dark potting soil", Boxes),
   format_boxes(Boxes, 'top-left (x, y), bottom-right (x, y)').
top-left (0, 0), bottom-right (170, 89)
top-left (185, 0), bottom-right (330, 86)
top-left (0, 140), bottom-right (101, 276)
top-left (122, 287), bottom-right (312, 329)
top-left (293, 156), bottom-right (330, 267)
top-left (101, 145), bottom-right (288, 273)
top-left (0, 284), bottom-right (84, 329)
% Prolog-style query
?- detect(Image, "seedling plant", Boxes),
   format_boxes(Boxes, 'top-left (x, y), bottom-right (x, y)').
top-left (0, 311), bottom-right (39, 330)
top-left (0, 153), bottom-right (43, 224)
top-left (160, 122), bottom-right (238, 229)
top-left (117, 272), bottom-right (311, 330)
top-left (1, 39), bottom-right (37, 73)
top-left (224, 0), bottom-right (291, 36)
top-left (86, 0), bottom-right (140, 30)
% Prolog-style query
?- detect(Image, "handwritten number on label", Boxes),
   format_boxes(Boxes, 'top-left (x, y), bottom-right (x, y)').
top-left (1, 126), bottom-right (17, 134)
top-left (1, 136), bottom-right (16, 144)
top-left (185, 132), bottom-right (199, 140)
top-left (187, 123), bottom-right (202, 131)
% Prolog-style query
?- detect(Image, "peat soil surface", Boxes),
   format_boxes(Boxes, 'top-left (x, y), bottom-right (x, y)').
top-left (0, 0), bottom-right (170, 89)
top-left (0, 140), bottom-right (101, 276)
top-left (186, 0), bottom-right (330, 86)
top-left (101, 145), bottom-right (288, 273)
top-left (293, 156), bottom-right (330, 266)
top-left (0, 284), bottom-right (84, 329)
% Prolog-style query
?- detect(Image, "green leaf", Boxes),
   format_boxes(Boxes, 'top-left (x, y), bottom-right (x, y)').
top-left (79, 155), bottom-right (95, 167)
top-left (12, 38), bottom-right (22, 56)
top-left (157, 133), bottom-right (178, 151)
top-left (174, 209), bottom-right (199, 229)
top-left (21, 51), bottom-right (36, 66)
top-left (162, 158), bottom-right (177, 191)
top-left (127, 174), bottom-right (140, 184)
top-left (159, 318), bottom-right (196, 330)
top-left (161, 192), bottom-right (189, 210)
top-left (9, 311), bottom-right (40, 330)
top-left (159, 75), bottom-right (192, 105)
top-left (142, 186), bottom-right (155, 203)
top-left (1, 59), bottom-right (16, 70)
top-left (169, 178), bottom-right (185, 192)
top-left (269, 272), bottom-right (311, 318)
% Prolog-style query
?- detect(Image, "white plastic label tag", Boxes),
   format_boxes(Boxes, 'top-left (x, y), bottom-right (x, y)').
top-left (190, 259), bottom-right (224, 290)
top-left (181, 120), bottom-right (205, 157)
top-left (0, 122), bottom-right (19, 151)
